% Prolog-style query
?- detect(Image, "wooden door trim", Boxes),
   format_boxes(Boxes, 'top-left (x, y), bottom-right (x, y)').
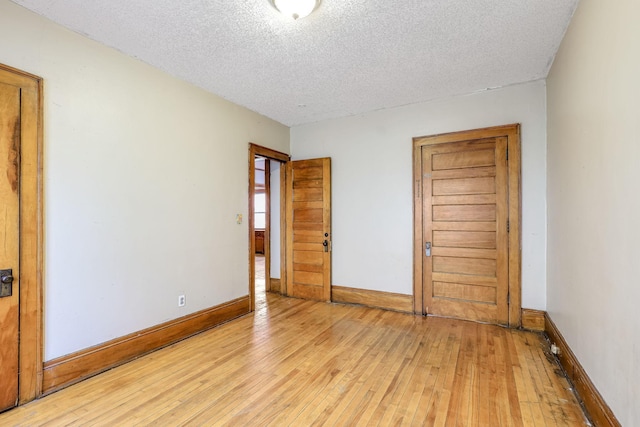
top-left (248, 144), bottom-right (290, 311)
top-left (279, 164), bottom-right (287, 295)
top-left (0, 63), bottom-right (44, 403)
top-left (412, 124), bottom-right (522, 327)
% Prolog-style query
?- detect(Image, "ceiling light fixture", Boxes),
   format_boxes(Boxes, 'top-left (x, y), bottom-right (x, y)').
top-left (271, 0), bottom-right (321, 20)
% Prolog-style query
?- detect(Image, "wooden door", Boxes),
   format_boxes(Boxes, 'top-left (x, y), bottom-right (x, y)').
top-left (285, 158), bottom-right (331, 301)
top-left (414, 125), bottom-right (521, 326)
top-left (0, 81), bottom-right (21, 411)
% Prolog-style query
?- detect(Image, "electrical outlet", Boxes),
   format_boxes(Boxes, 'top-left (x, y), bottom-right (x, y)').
top-left (178, 294), bottom-right (186, 307)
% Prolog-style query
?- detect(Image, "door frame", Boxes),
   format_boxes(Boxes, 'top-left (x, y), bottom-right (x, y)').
top-left (412, 124), bottom-right (522, 327)
top-left (0, 63), bottom-right (44, 403)
top-left (248, 143), bottom-right (290, 311)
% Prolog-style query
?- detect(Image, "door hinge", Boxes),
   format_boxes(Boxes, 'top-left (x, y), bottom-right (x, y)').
top-left (507, 220), bottom-right (510, 233)
top-left (506, 147), bottom-right (509, 161)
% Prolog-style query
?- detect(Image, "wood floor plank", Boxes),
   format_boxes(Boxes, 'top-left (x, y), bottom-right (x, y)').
top-left (326, 318), bottom-right (414, 425)
top-left (0, 292), bottom-right (589, 426)
top-left (267, 308), bottom-right (384, 425)
top-left (354, 319), bottom-right (425, 425)
top-left (295, 313), bottom-right (403, 425)
top-left (383, 320), bottom-right (438, 426)
top-left (407, 319), bottom-right (452, 425)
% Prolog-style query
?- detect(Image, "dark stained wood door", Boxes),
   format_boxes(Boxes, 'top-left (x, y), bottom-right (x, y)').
top-left (285, 158), bottom-right (331, 301)
top-left (0, 81), bottom-right (21, 411)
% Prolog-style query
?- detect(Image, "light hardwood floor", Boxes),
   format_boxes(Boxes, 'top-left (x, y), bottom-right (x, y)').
top-left (0, 283), bottom-right (588, 425)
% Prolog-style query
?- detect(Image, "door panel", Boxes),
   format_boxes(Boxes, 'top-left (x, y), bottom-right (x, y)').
top-left (433, 230), bottom-right (496, 248)
top-left (422, 137), bottom-right (509, 325)
top-left (432, 194), bottom-right (496, 205)
top-left (432, 148), bottom-right (495, 169)
top-left (286, 158), bottom-right (331, 302)
top-left (0, 81), bottom-right (21, 411)
top-left (432, 177), bottom-right (496, 195)
top-left (432, 205), bottom-right (496, 222)
top-left (433, 282), bottom-right (496, 303)
top-left (432, 256), bottom-right (496, 277)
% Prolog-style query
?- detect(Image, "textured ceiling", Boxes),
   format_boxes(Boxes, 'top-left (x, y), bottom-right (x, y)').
top-left (11, 0), bottom-right (578, 126)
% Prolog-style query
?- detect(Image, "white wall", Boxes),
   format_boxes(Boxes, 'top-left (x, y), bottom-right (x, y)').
top-left (270, 160), bottom-right (281, 278)
top-left (291, 81), bottom-right (547, 310)
top-left (0, 1), bottom-right (289, 361)
top-left (547, 0), bottom-right (639, 424)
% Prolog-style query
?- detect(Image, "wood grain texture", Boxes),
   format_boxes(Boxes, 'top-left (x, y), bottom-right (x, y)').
top-left (0, 293), bottom-right (588, 426)
top-left (545, 313), bottom-right (621, 427)
top-left (248, 146), bottom-right (257, 310)
top-left (269, 278), bottom-right (281, 293)
top-left (0, 81), bottom-right (21, 412)
top-left (521, 308), bottom-right (545, 332)
top-left (414, 124), bottom-right (521, 327)
top-left (432, 148), bottom-right (495, 169)
top-left (433, 230), bottom-right (496, 248)
top-left (413, 143), bottom-right (423, 314)
top-left (420, 137), bottom-right (508, 325)
top-left (506, 126), bottom-right (522, 327)
top-left (0, 63), bottom-right (44, 405)
top-left (279, 164), bottom-right (288, 295)
top-left (42, 296), bottom-right (250, 394)
top-left (432, 176), bottom-right (495, 195)
top-left (254, 230), bottom-right (265, 254)
top-left (433, 256), bottom-right (496, 276)
top-left (433, 204), bottom-right (497, 221)
top-left (433, 281), bottom-right (496, 303)
top-left (286, 158), bottom-right (331, 302)
top-left (331, 285), bottom-right (413, 313)
top-left (248, 143), bottom-right (290, 163)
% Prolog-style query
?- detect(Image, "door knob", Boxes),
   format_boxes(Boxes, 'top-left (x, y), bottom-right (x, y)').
top-left (1, 269), bottom-right (13, 284)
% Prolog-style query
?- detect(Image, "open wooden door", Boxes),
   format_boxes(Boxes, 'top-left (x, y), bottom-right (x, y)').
top-left (0, 79), bottom-right (21, 412)
top-left (413, 125), bottom-right (521, 327)
top-left (285, 158), bottom-right (331, 301)
top-left (0, 64), bottom-right (43, 410)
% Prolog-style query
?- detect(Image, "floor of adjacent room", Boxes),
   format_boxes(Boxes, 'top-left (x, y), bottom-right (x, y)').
top-left (0, 255), bottom-right (589, 426)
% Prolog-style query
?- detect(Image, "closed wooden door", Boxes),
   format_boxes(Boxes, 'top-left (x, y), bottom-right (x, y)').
top-left (285, 158), bottom-right (331, 301)
top-left (414, 125), bottom-right (521, 326)
top-left (0, 81), bottom-right (21, 411)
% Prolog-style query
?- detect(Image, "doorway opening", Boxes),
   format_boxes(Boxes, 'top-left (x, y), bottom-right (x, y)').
top-left (253, 157), bottom-right (269, 309)
top-left (248, 144), bottom-right (289, 312)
